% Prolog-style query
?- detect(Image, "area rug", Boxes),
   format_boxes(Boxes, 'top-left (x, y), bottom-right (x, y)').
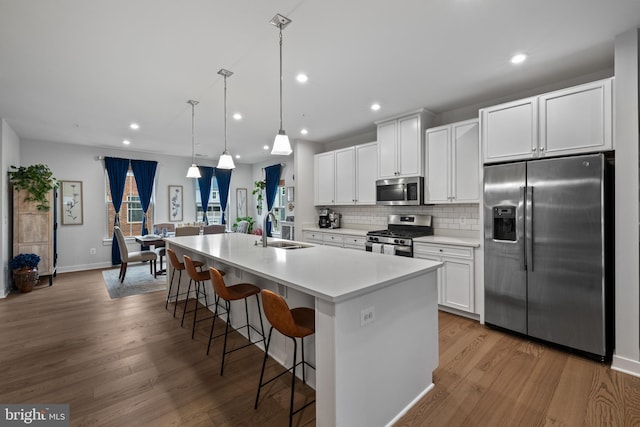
top-left (102, 264), bottom-right (167, 299)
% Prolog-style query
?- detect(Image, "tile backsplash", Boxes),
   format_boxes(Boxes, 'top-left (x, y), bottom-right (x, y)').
top-left (321, 203), bottom-right (481, 237)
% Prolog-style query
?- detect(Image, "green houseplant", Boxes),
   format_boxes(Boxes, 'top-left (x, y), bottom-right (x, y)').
top-left (11, 253), bottom-right (41, 293)
top-left (8, 164), bottom-right (58, 211)
top-left (252, 180), bottom-right (266, 215)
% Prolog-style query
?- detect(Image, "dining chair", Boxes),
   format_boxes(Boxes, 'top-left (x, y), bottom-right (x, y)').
top-left (151, 223), bottom-right (176, 277)
top-left (113, 226), bottom-right (157, 283)
top-left (203, 224), bottom-right (226, 235)
top-left (236, 220), bottom-right (250, 234)
top-left (175, 225), bottom-right (201, 236)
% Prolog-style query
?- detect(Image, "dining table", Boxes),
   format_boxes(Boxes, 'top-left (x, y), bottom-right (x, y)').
top-left (135, 234), bottom-right (171, 275)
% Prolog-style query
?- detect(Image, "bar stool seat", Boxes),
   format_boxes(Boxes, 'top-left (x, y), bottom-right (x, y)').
top-left (182, 255), bottom-right (217, 338)
top-left (255, 289), bottom-right (315, 427)
top-left (206, 267), bottom-right (265, 375)
top-left (165, 248), bottom-right (204, 317)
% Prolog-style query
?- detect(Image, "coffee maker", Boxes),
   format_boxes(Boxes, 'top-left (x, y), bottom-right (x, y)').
top-left (329, 212), bottom-right (341, 229)
top-left (318, 208), bottom-right (330, 228)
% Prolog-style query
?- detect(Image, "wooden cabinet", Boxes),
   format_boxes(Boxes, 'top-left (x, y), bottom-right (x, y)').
top-left (314, 142), bottom-right (377, 206)
top-left (13, 189), bottom-right (56, 283)
top-left (376, 109), bottom-right (434, 178)
top-left (425, 119), bottom-right (479, 204)
top-left (481, 78), bottom-right (613, 164)
top-left (314, 151), bottom-right (336, 205)
top-left (414, 242), bottom-right (475, 314)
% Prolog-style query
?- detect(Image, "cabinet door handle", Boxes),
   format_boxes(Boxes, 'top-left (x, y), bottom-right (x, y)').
top-left (540, 147), bottom-right (545, 152)
top-left (532, 147), bottom-right (537, 152)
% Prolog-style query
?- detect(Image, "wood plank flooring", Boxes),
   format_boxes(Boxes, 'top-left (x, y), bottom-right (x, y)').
top-left (1, 269), bottom-right (639, 426)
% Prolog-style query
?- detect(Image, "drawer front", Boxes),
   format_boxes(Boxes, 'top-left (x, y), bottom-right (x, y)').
top-left (414, 243), bottom-right (473, 259)
top-left (343, 235), bottom-right (366, 250)
top-left (323, 233), bottom-right (344, 245)
top-left (303, 231), bottom-right (323, 243)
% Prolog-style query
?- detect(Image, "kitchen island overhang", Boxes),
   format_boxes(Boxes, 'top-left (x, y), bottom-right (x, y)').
top-left (166, 233), bottom-right (442, 426)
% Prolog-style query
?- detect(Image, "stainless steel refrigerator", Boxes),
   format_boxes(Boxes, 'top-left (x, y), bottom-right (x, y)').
top-left (483, 153), bottom-right (613, 361)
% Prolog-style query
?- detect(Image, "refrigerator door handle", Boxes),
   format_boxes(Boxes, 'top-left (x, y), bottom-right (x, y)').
top-left (525, 186), bottom-right (534, 272)
top-left (519, 186), bottom-right (526, 271)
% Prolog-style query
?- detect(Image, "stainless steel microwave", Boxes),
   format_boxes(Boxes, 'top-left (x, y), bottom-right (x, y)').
top-left (376, 177), bottom-right (423, 206)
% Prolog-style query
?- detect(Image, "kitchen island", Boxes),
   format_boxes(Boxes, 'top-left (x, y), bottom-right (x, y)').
top-left (166, 232), bottom-right (441, 426)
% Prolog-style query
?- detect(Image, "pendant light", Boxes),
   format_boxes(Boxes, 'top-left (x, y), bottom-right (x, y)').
top-left (186, 99), bottom-right (201, 178)
top-left (270, 13), bottom-right (293, 156)
top-left (217, 69), bottom-right (236, 169)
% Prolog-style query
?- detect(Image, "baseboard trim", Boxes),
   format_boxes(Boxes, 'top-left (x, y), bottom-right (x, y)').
top-left (385, 383), bottom-right (435, 427)
top-left (611, 354), bottom-right (640, 378)
top-left (56, 262), bottom-right (113, 273)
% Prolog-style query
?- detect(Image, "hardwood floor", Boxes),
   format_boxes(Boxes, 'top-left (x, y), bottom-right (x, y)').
top-left (1, 269), bottom-right (639, 426)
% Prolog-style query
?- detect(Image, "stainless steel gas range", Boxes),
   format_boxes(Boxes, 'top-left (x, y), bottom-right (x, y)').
top-left (366, 214), bottom-right (433, 257)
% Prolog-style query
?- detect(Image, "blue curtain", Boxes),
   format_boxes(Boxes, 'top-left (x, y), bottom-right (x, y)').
top-left (104, 157), bottom-right (130, 265)
top-left (131, 160), bottom-right (158, 251)
top-left (198, 166), bottom-right (215, 225)
top-left (215, 168), bottom-right (232, 225)
top-left (264, 164), bottom-right (282, 237)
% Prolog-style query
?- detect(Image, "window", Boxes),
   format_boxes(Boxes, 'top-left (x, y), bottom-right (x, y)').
top-left (106, 169), bottom-right (154, 237)
top-left (195, 178), bottom-right (223, 224)
top-left (272, 185), bottom-right (286, 234)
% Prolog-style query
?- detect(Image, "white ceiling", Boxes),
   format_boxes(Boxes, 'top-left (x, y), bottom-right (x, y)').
top-left (1, 0), bottom-right (639, 165)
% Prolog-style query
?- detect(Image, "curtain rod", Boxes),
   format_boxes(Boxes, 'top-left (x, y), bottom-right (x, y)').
top-left (261, 163), bottom-right (286, 171)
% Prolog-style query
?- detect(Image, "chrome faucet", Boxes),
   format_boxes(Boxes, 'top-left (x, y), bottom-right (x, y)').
top-left (262, 211), bottom-right (277, 247)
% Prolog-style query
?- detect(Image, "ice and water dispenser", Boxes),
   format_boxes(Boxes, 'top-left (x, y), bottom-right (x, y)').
top-left (493, 206), bottom-right (516, 241)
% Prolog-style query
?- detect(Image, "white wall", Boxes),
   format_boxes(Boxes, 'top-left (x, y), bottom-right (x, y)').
top-left (1, 119), bottom-right (21, 296)
top-left (293, 139), bottom-right (324, 234)
top-left (250, 157), bottom-right (296, 234)
top-left (612, 28), bottom-right (640, 376)
top-left (19, 139), bottom-right (252, 273)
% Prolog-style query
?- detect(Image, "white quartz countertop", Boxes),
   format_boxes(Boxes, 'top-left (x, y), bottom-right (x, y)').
top-left (301, 227), bottom-right (370, 236)
top-left (165, 233), bottom-right (441, 303)
top-left (413, 235), bottom-right (480, 247)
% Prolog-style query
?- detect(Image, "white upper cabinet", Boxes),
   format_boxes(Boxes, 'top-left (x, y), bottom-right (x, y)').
top-left (354, 142), bottom-right (377, 204)
top-left (481, 78), bottom-right (613, 164)
top-left (376, 109), bottom-right (434, 178)
top-left (314, 142), bottom-right (378, 206)
top-left (334, 148), bottom-right (356, 204)
top-left (425, 119), bottom-right (479, 204)
top-left (314, 151), bottom-right (336, 205)
top-left (481, 97), bottom-right (538, 163)
top-left (539, 78), bottom-right (612, 156)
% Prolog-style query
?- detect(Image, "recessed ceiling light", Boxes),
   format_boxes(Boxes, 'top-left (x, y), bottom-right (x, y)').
top-left (263, 145), bottom-right (270, 150)
top-left (233, 113), bottom-right (242, 120)
top-left (235, 154), bottom-right (240, 159)
top-left (129, 123), bottom-right (140, 130)
top-left (300, 128), bottom-right (308, 135)
top-left (510, 53), bottom-right (527, 64)
top-left (122, 139), bottom-right (131, 145)
top-left (296, 73), bottom-right (308, 83)
top-left (371, 103), bottom-right (381, 111)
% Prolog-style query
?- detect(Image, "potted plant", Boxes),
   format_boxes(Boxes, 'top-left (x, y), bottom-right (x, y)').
top-left (252, 180), bottom-right (266, 215)
top-left (8, 164), bottom-right (58, 211)
top-left (10, 253), bottom-right (41, 293)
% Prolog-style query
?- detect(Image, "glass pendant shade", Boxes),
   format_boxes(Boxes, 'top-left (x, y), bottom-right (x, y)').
top-left (271, 129), bottom-right (292, 155)
top-left (186, 164), bottom-right (201, 178)
top-left (217, 150), bottom-right (235, 169)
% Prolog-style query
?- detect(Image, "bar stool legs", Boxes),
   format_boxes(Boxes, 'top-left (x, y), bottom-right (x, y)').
top-left (206, 267), bottom-right (265, 376)
top-left (254, 289), bottom-right (315, 427)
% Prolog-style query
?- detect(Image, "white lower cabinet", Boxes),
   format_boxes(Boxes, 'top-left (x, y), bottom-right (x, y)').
top-left (414, 242), bottom-right (475, 314)
top-left (302, 231), bottom-right (366, 251)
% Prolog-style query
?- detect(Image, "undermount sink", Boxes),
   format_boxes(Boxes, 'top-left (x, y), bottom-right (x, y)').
top-left (266, 240), bottom-right (312, 250)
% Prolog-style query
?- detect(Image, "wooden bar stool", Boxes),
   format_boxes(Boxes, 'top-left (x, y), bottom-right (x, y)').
top-left (206, 267), bottom-right (265, 375)
top-left (165, 248), bottom-right (205, 317)
top-left (254, 289), bottom-right (315, 427)
top-left (182, 255), bottom-right (217, 338)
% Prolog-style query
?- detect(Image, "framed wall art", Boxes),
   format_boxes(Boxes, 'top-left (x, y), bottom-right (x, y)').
top-left (169, 185), bottom-right (183, 222)
top-left (236, 187), bottom-right (247, 218)
top-left (61, 180), bottom-right (83, 225)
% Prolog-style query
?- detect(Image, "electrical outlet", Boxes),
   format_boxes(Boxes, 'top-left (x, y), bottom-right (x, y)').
top-left (89, 248), bottom-right (97, 255)
top-left (360, 306), bottom-right (375, 326)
